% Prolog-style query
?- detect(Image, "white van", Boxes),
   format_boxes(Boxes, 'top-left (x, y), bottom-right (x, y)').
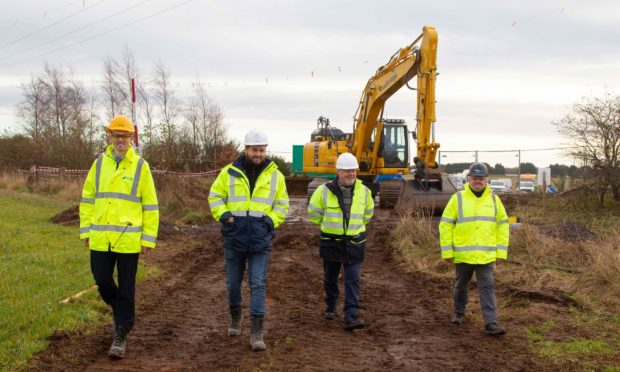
top-left (489, 180), bottom-right (508, 193)
top-left (518, 181), bottom-right (535, 192)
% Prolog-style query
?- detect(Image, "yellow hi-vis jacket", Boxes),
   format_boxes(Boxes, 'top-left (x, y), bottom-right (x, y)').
top-left (208, 159), bottom-right (288, 233)
top-left (439, 183), bottom-right (509, 264)
top-left (80, 145), bottom-right (159, 253)
top-left (308, 179), bottom-right (374, 236)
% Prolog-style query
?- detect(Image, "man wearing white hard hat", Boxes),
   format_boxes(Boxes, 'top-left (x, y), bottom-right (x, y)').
top-left (308, 153), bottom-right (374, 331)
top-left (208, 129), bottom-right (289, 351)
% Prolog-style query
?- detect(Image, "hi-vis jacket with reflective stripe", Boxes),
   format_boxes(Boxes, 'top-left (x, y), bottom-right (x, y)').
top-left (439, 183), bottom-right (509, 264)
top-left (308, 179), bottom-right (374, 263)
top-left (208, 158), bottom-right (288, 252)
top-left (79, 145), bottom-right (159, 253)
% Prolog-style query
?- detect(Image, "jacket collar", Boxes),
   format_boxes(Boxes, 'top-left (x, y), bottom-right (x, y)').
top-left (105, 144), bottom-right (137, 163)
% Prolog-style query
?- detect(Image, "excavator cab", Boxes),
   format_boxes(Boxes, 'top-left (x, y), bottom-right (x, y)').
top-left (379, 120), bottom-right (408, 168)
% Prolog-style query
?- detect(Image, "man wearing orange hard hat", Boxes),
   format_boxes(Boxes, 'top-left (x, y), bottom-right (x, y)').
top-left (79, 115), bottom-right (159, 359)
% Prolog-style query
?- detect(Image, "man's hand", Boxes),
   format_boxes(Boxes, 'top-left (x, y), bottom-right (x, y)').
top-left (141, 246), bottom-right (149, 256)
top-left (226, 216), bottom-right (234, 224)
top-left (496, 258), bottom-right (504, 266)
top-left (83, 238), bottom-right (89, 248)
top-left (443, 258), bottom-right (454, 264)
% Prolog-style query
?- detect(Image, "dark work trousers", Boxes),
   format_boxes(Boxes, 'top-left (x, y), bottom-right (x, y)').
top-left (454, 262), bottom-right (497, 325)
top-left (323, 260), bottom-right (361, 319)
top-left (90, 250), bottom-right (140, 331)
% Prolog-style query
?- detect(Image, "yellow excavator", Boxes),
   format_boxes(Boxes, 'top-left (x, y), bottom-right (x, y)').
top-left (289, 25), bottom-right (456, 211)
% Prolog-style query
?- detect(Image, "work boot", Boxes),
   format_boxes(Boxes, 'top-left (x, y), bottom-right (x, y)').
top-left (343, 315), bottom-right (365, 331)
top-left (324, 308), bottom-right (335, 320)
top-left (249, 316), bottom-right (266, 352)
top-left (451, 313), bottom-right (464, 326)
top-left (485, 322), bottom-right (506, 336)
top-left (108, 326), bottom-right (128, 359)
top-left (228, 307), bottom-right (243, 337)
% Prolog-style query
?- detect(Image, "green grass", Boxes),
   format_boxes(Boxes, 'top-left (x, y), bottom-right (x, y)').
top-left (0, 191), bottom-right (156, 371)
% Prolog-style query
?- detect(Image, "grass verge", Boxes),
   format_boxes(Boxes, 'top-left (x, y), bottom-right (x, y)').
top-left (0, 190), bottom-right (156, 371)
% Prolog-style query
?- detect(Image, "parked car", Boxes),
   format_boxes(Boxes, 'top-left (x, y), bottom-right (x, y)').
top-left (518, 181), bottom-right (535, 192)
top-left (489, 180), bottom-right (508, 193)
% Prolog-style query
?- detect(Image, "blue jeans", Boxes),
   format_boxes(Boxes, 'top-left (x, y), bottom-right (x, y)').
top-left (323, 260), bottom-right (361, 319)
top-left (225, 248), bottom-right (271, 316)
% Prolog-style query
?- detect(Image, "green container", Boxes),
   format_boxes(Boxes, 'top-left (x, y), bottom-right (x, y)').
top-left (292, 145), bottom-right (304, 175)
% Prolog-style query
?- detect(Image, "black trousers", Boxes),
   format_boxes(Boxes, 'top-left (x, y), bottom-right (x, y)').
top-left (90, 250), bottom-right (140, 331)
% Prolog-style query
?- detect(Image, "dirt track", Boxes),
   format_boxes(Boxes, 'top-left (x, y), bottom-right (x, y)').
top-left (33, 198), bottom-right (550, 371)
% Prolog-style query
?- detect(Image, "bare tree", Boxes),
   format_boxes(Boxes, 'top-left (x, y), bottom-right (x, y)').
top-left (17, 75), bottom-right (48, 163)
top-left (189, 77), bottom-right (225, 169)
top-left (554, 91), bottom-right (620, 204)
top-left (43, 63), bottom-right (71, 145)
top-left (153, 61), bottom-right (179, 168)
top-left (101, 57), bottom-right (124, 119)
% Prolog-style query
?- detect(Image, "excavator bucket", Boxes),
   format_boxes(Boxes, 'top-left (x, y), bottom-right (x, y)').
top-left (284, 176), bottom-right (313, 197)
top-left (394, 174), bottom-right (457, 215)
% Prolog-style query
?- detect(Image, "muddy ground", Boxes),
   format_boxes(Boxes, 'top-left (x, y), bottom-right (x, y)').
top-left (33, 198), bottom-right (578, 371)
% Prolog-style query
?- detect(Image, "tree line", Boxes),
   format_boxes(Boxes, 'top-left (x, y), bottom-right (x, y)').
top-left (442, 162), bottom-right (589, 178)
top-left (0, 48), bottom-right (238, 172)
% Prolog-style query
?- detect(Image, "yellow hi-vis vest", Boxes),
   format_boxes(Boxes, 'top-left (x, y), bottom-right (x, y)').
top-left (307, 179), bottom-right (374, 236)
top-left (439, 183), bottom-right (509, 264)
top-left (208, 161), bottom-right (288, 228)
top-left (79, 145), bottom-right (159, 253)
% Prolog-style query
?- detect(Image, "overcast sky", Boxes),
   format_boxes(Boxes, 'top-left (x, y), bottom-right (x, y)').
top-left (0, 0), bottom-right (618, 168)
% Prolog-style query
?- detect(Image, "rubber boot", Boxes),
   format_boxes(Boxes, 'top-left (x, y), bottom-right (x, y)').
top-left (250, 316), bottom-right (266, 352)
top-left (108, 326), bottom-right (128, 359)
top-left (228, 307), bottom-right (243, 337)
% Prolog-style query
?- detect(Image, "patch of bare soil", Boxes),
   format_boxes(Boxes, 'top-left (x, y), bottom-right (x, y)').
top-left (33, 198), bottom-right (586, 371)
top-left (50, 205), bottom-right (79, 226)
top-left (536, 221), bottom-right (598, 241)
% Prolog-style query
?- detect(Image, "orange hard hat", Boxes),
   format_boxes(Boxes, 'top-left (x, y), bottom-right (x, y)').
top-left (107, 115), bottom-right (135, 133)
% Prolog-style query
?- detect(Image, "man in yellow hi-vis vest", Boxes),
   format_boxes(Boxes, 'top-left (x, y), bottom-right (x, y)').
top-left (80, 115), bottom-right (159, 359)
top-left (208, 129), bottom-right (288, 352)
top-left (439, 162), bottom-right (509, 336)
top-left (308, 153), bottom-right (374, 331)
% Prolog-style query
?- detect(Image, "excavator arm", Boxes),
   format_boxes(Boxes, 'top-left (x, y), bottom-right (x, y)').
top-left (351, 25), bottom-right (439, 172)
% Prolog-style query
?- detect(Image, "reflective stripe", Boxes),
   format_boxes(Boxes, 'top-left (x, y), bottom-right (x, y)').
top-left (131, 158), bottom-right (145, 197)
top-left (231, 211), bottom-right (248, 217)
top-left (80, 227), bottom-right (90, 234)
top-left (324, 211), bottom-right (344, 218)
top-left (209, 199), bottom-right (226, 208)
top-left (454, 245), bottom-right (497, 252)
top-left (365, 208), bottom-right (374, 215)
top-left (229, 174), bottom-right (246, 202)
top-left (456, 192), bottom-right (464, 220)
top-left (96, 192), bottom-right (141, 203)
top-left (348, 223), bottom-right (363, 230)
top-left (441, 245), bottom-right (453, 252)
top-left (440, 217), bottom-right (455, 224)
top-left (81, 197), bottom-right (94, 204)
top-left (497, 245), bottom-right (508, 251)
top-left (308, 204), bottom-right (323, 214)
top-left (492, 194), bottom-right (498, 217)
top-left (91, 224), bottom-right (143, 233)
top-left (273, 207), bottom-right (286, 215)
top-left (349, 213), bottom-right (364, 219)
top-left (457, 216), bottom-right (496, 223)
top-left (141, 234), bottom-right (157, 243)
top-left (95, 155), bottom-right (103, 192)
top-left (322, 186), bottom-right (328, 208)
top-left (252, 196), bottom-right (271, 204)
top-left (308, 212), bottom-right (321, 219)
top-left (209, 191), bottom-right (226, 199)
top-left (273, 199), bottom-right (289, 206)
top-left (142, 204), bottom-right (159, 211)
top-left (322, 221), bottom-right (343, 229)
top-left (498, 219), bottom-right (509, 225)
top-left (249, 210), bottom-right (266, 217)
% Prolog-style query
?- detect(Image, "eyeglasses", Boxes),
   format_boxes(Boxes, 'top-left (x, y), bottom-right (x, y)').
top-left (111, 133), bottom-right (132, 140)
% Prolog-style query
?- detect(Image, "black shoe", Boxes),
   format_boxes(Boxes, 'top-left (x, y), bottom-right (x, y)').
top-left (451, 313), bottom-right (464, 326)
top-left (324, 308), bottom-right (335, 320)
top-left (485, 322), bottom-right (505, 336)
top-left (343, 316), bottom-right (365, 331)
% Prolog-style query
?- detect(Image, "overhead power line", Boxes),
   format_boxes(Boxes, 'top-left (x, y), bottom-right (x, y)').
top-left (0, 0), bottom-right (153, 63)
top-left (0, 0), bottom-right (195, 70)
top-left (0, 0), bottom-right (106, 50)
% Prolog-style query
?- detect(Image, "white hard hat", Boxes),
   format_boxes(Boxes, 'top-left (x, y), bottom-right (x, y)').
top-left (336, 153), bottom-right (359, 170)
top-left (244, 129), bottom-right (269, 146)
